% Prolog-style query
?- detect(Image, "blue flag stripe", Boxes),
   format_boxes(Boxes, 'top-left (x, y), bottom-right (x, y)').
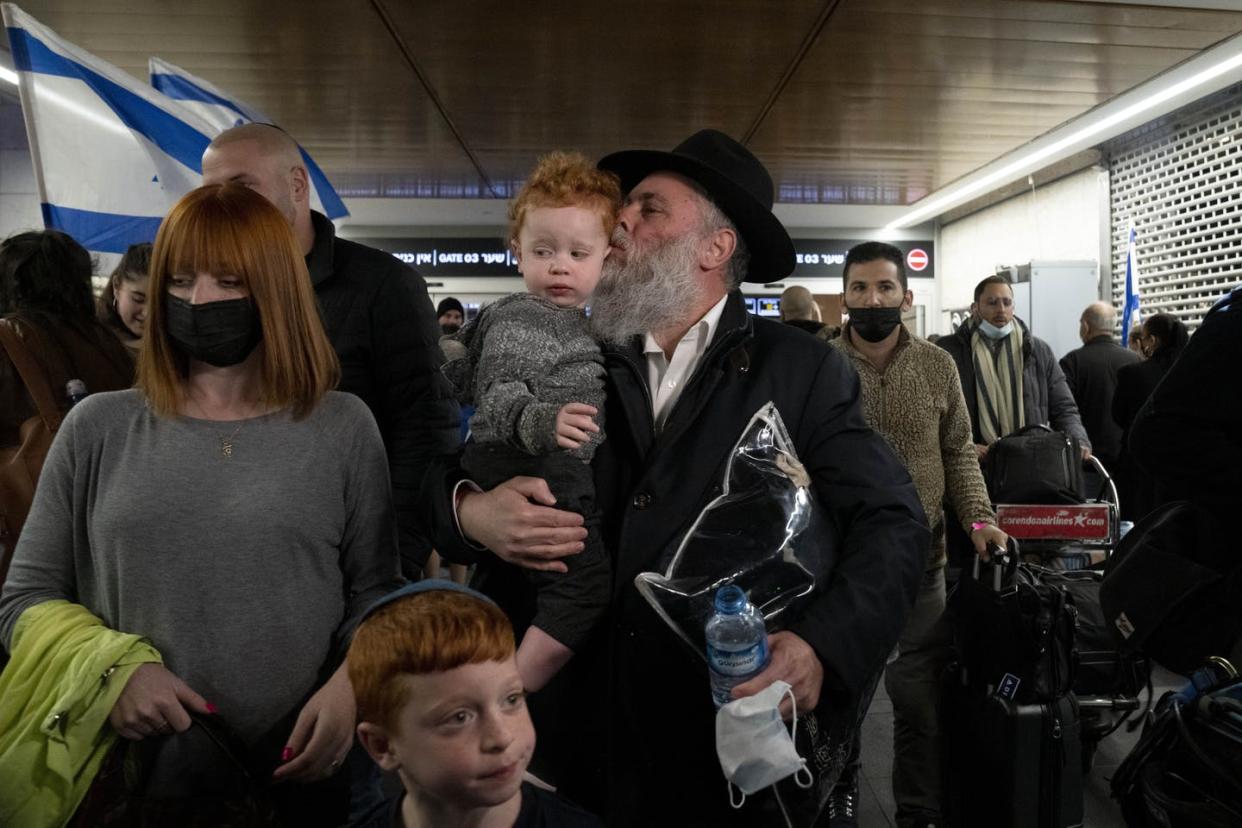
top-left (42, 203), bottom-right (161, 254)
top-left (301, 148), bottom-right (349, 219)
top-left (151, 71), bottom-right (250, 121)
top-left (150, 67), bottom-right (350, 220)
top-left (8, 27), bottom-right (211, 173)
top-left (1121, 226), bottom-right (1140, 343)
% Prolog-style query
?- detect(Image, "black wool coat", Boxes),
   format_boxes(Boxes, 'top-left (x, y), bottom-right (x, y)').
top-left (305, 211), bottom-right (461, 574)
top-left (1129, 287), bottom-right (1242, 528)
top-left (428, 292), bottom-right (928, 824)
top-left (1059, 335), bottom-right (1139, 466)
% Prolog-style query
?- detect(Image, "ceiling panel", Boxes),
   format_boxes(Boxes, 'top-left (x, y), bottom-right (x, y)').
top-left (750, 0), bottom-right (1242, 201)
top-left (5, 0), bottom-right (1242, 205)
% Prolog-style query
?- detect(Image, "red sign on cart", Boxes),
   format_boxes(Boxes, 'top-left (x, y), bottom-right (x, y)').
top-left (996, 504), bottom-right (1112, 541)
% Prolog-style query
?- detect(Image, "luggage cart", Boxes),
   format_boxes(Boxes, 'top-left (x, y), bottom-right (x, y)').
top-left (992, 457), bottom-right (1145, 767)
top-left (993, 455), bottom-right (1119, 569)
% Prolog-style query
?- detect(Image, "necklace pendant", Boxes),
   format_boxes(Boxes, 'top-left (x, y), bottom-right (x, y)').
top-left (220, 439), bottom-right (234, 457)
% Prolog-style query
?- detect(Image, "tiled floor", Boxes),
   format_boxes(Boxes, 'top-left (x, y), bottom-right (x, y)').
top-left (855, 668), bottom-right (1180, 827)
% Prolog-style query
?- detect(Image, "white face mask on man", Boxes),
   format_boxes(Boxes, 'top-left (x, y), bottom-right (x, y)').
top-left (978, 318), bottom-right (1014, 340)
top-left (715, 680), bottom-right (813, 810)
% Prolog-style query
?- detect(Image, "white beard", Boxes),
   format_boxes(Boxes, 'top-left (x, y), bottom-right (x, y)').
top-left (590, 229), bottom-right (706, 345)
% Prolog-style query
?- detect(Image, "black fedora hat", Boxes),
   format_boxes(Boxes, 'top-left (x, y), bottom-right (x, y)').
top-left (598, 129), bottom-right (795, 282)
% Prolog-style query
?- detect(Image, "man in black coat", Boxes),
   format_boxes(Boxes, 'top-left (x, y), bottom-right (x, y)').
top-left (1059, 301), bottom-right (1139, 475)
top-left (202, 124), bottom-right (461, 576)
top-left (1129, 286), bottom-right (1242, 667)
top-left (437, 131), bottom-right (929, 825)
top-left (1130, 287), bottom-right (1241, 533)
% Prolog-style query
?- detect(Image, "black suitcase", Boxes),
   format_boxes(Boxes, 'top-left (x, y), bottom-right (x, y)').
top-left (943, 665), bottom-right (1085, 828)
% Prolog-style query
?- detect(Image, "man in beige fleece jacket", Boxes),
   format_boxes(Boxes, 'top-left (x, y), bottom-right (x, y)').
top-left (825, 242), bottom-right (1007, 828)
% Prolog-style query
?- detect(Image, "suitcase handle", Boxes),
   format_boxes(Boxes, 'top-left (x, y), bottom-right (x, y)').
top-left (971, 537), bottom-right (1021, 591)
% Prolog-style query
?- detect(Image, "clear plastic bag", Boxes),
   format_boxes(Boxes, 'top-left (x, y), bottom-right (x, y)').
top-left (634, 402), bottom-right (836, 660)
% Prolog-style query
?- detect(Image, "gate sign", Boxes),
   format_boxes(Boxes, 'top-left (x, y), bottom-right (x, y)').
top-left (907, 248), bottom-right (929, 272)
top-left (789, 239), bottom-right (934, 280)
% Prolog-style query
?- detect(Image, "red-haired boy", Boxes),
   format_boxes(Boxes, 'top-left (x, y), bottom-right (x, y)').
top-left (346, 581), bottom-right (602, 828)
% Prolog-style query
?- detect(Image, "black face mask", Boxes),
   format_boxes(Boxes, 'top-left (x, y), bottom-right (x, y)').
top-left (847, 305), bottom-right (904, 343)
top-left (165, 294), bottom-right (262, 367)
top-left (440, 322), bottom-right (461, 336)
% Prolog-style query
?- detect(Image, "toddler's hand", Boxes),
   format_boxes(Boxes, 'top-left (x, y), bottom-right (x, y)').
top-left (555, 403), bottom-right (599, 449)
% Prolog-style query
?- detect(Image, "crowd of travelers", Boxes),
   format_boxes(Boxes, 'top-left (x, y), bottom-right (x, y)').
top-left (0, 123), bottom-right (1238, 828)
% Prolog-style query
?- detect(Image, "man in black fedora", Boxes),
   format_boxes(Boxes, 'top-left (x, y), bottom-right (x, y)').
top-left (433, 130), bottom-right (928, 825)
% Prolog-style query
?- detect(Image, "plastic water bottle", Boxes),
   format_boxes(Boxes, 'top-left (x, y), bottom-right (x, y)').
top-left (65, 379), bottom-right (88, 407)
top-left (706, 585), bottom-right (770, 708)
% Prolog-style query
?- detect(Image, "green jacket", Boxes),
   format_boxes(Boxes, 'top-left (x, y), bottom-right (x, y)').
top-left (0, 600), bottom-right (161, 827)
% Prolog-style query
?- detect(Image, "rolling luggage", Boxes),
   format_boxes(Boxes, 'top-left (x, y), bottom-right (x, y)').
top-left (942, 672), bottom-right (1084, 828)
top-left (943, 546), bottom-right (1085, 827)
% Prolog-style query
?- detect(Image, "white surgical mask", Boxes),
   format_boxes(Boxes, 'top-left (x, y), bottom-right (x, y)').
top-left (978, 319), bottom-right (1014, 340)
top-left (715, 680), bottom-right (813, 809)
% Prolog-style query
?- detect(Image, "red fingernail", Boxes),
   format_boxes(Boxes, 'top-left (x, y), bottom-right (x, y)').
top-left (281, 746), bottom-right (293, 762)
top-left (206, 703), bottom-right (218, 714)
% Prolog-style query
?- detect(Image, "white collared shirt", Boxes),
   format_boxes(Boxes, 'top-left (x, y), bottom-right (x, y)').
top-left (643, 294), bottom-right (730, 432)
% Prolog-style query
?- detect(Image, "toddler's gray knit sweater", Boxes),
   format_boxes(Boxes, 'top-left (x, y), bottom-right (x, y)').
top-left (444, 293), bottom-right (605, 461)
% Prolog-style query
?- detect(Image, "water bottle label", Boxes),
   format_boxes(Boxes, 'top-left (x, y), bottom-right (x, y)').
top-left (707, 640), bottom-right (768, 677)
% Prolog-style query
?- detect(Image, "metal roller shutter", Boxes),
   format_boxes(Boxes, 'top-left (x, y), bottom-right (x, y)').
top-left (1107, 86), bottom-right (1242, 332)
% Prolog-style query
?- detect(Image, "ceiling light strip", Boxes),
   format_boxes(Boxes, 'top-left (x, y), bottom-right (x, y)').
top-left (885, 31), bottom-right (1242, 230)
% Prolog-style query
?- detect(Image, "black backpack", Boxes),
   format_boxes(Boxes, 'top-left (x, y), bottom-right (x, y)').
top-left (986, 424), bottom-right (1083, 505)
top-left (1101, 501), bottom-right (1242, 675)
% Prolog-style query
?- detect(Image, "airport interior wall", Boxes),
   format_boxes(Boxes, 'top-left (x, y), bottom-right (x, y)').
top-left (938, 166), bottom-right (1110, 311)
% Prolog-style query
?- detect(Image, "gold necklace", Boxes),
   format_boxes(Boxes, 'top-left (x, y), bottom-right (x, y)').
top-left (216, 421), bottom-right (245, 458)
top-left (187, 396), bottom-right (250, 458)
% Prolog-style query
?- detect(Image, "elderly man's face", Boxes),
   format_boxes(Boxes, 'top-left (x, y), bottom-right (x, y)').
top-left (612, 172), bottom-right (706, 265)
top-left (590, 171), bottom-right (712, 344)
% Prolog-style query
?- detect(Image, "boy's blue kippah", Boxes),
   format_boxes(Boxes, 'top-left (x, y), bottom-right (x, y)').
top-left (361, 579), bottom-right (496, 623)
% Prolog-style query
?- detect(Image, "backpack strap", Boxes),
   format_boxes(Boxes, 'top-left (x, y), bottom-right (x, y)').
top-left (0, 319), bottom-right (65, 433)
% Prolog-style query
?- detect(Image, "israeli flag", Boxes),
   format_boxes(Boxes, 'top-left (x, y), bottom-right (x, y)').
top-left (2, 3), bottom-right (215, 257)
top-left (150, 57), bottom-right (348, 220)
top-left (1121, 224), bottom-right (1142, 345)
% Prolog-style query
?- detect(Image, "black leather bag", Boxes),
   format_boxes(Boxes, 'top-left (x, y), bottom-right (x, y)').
top-left (949, 544), bottom-right (1078, 704)
top-left (69, 715), bottom-right (280, 828)
top-left (1039, 568), bottom-right (1150, 702)
top-left (986, 424), bottom-right (1083, 505)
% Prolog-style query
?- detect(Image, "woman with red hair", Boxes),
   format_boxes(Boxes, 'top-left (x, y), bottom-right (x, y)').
top-left (0, 184), bottom-right (400, 822)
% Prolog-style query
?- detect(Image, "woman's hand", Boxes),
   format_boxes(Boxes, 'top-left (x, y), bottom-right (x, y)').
top-left (109, 663), bottom-right (213, 741)
top-left (272, 662), bottom-right (355, 783)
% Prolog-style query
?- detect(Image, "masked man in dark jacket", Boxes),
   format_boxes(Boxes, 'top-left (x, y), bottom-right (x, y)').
top-left (939, 275), bottom-right (1091, 462)
top-left (432, 130), bottom-right (929, 826)
top-left (202, 124), bottom-right (461, 576)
